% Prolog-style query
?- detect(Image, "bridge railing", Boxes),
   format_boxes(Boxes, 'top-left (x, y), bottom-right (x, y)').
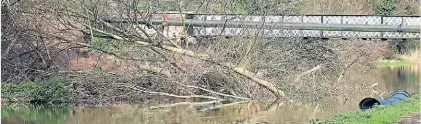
top-left (186, 14), bottom-right (421, 26)
top-left (103, 14), bottom-right (421, 39)
top-left (184, 14), bottom-right (420, 39)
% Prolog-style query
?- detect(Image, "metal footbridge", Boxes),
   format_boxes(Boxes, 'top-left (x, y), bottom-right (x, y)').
top-left (104, 13), bottom-right (421, 39)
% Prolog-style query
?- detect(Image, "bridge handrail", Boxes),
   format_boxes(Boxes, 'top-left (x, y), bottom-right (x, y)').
top-left (187, 14), bottom-right (421, 26)
top-left (102, 18), bottom-right (420, 33)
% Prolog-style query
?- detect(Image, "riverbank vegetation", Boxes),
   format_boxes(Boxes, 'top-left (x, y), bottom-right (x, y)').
top-left (1, 0), bottom-right (418, 106)
top-left (310, 94), bottom-right (420, 124)
top-left (1, 76), bottom-right (70, 104)
top-left (396, 48), bottom-right (420, 62)
top-left (380, 40), bottom-right (420, 66)
top-left (1, 38), bottom-right (387, 105)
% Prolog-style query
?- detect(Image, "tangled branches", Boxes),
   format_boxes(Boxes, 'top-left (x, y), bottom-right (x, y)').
top-left (1, 0), bottom-right (388, 105)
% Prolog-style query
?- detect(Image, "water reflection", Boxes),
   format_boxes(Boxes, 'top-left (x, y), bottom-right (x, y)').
top-left (1, 105), bottom-right (68, 124)
top-left (2, 66), bottom-right (419, 124)
top-left (379, 65), bottom-right (420, 95)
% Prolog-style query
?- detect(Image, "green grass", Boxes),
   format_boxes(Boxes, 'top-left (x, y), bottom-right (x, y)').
top-left (309, 95), bottom-right (420, 124)
top-left (378, 59), bottom-right (418, 67)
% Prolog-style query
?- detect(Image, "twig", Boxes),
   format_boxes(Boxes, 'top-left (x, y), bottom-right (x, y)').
top-left (294, 64), bottom-right (323, 82)
top-left (177, 2), bottom-right (187, 38)
top-left (1, 38), bottom-right (17, 57)
top-left (142, 16), bottom-right (182, 48)
top-left (61, 38), bottom-right (172, 77)
top-left (149, 47), bottom-right (187, 72)
top-left (135, 63), bottom-right (172, 78)
top-left (309, 104), bottom-right (320, 120)
top-left (127, 11), bottom-right (154, 42)
top-left (369, 83), bottom-right (378, 88)
top-left (334, 57), bottom-right (360, 88)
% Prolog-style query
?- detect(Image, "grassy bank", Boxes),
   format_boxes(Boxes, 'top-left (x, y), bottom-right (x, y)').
top-left (379, 47), bottom-right (420, 67)
top-left (378, 59), bottom-right (418, 67)
top-left (379, 48), bottom-right (420, 67)
top-left (310, 94), bottom-right (420, 124)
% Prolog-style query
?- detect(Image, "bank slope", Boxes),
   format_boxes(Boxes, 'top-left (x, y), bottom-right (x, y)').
top-left (310, 95), bottom-right (420, 124)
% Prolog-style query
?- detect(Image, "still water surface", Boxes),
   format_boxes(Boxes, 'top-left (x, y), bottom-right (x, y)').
top-left (2, 66), bottom-right (419, 124)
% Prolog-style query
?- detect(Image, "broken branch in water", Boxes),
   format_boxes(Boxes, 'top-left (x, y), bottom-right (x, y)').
top-left (198, 101), bottom-right (248, 112)
top-left (148, 100), bottom-right (223, 109)
top-left (175, 82), bottom-right (250, 100)
top-left (114, 83), bottom-right (223, 100)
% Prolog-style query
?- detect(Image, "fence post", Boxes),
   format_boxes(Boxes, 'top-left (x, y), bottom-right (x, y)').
top-left (320, 16), bottom-right (324, 38)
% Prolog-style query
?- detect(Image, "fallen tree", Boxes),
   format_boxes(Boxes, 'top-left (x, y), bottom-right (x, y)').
top-left (1, 0), bottom-right (388, 105)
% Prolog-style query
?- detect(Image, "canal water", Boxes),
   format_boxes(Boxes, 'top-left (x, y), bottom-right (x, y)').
top-left (2, 66), bottom-right (419, 124)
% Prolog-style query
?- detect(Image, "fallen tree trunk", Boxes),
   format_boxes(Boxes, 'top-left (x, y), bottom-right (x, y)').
top-left (233, 67), bottom-right (286, 98)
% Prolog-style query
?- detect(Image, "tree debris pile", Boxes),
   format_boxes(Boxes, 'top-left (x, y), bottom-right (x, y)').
top-left (1, 0), bottom-right (388, 104)
top-left (200, 37), bottom-right (388, 102)
top-left (69, 72), bottom-right (183, 104)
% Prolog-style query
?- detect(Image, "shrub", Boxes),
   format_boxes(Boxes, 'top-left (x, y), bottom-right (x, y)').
top-left (1, 76), bottom-right (70, 104)
top-left (373, 0), bottom-right (398, 15)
